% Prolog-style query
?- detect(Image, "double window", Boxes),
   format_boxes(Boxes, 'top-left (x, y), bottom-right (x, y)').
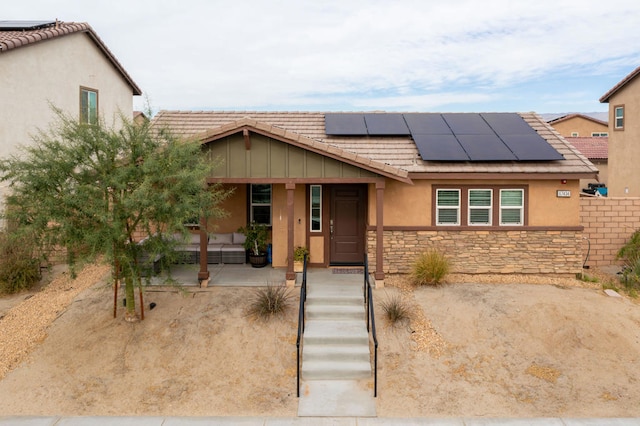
top-left (614, 105), bottom-right (624, 130)
top-left (250, 184), bottom-right (271, 225)
top-left (80, 87), bottom-right (98, 124)
top-left (435, 186), bottom-right (525, 226)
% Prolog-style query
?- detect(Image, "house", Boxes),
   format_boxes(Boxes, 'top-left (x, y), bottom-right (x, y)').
top-left (600, 65), bottom-right (640, 197)
top-left (547, 113), bottom-right (608, 138)
top-left (152, 111), bottom-right (597, 285)
top-left (0, 20), bottom-right (141, 202)
top-left (565, 137), bottom-right (608, 193)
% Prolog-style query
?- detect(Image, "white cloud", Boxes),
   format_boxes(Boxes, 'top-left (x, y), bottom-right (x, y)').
top-left (4, 0), bottom-right (640, 112)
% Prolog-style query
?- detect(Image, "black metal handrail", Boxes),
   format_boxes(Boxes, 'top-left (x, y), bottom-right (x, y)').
top-left (364, 253), bottom-right (379, 397)
top-left (295, 255), bottom-right (308, 397)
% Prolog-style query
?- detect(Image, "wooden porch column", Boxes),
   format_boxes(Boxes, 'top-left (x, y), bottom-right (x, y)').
top-left (285, 183), bottom-right (296, 285)
top-left (198, 215), bottom-right (210, 286)
top-left (375, 181), bottom-right (385, 286)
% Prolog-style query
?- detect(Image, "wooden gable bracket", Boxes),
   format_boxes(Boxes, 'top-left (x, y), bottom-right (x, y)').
top-left (243, 129), bottom-right (251, 150)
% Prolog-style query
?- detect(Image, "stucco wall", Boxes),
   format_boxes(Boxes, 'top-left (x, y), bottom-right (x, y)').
top-left (606, 76), bottom-right (640, 197)
top-left (551, 117), bottom-right (608, 137)
top-left (0, 33), bottom-right (135, 202)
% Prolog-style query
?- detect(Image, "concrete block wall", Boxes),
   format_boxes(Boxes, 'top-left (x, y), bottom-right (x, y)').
top-left (580, 197), bottom-right (640, 267)
top-left (368, 229), bottom-right (584, 275)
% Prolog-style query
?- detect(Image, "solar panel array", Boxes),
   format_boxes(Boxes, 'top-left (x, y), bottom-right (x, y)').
top-left (0, 20), bottom-right (56, 31)
top-left (324, 113), bottom-right (564, 162)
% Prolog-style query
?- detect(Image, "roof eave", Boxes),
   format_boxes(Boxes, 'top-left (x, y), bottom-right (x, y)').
top-left (599, 65), bottom-right (640, 103)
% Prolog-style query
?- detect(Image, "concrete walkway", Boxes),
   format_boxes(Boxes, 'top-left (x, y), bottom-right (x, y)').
top-left (1, 416), bottom-right (639, 425)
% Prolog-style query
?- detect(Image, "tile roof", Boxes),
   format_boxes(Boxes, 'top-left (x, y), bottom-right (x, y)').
top-left (547, 113), bottom-right (608, 127)
top-left (600, 65), bottom-right (640, 103)
top-left (0, 21), bottom-right (141, 95)
top-left (565, 137), bottom-right (608, 160)
top-left (152, 111), bottom-right (598, 179)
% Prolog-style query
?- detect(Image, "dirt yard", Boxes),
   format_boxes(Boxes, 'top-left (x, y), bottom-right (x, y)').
top-left (0, 265), bottom-right (639, 417)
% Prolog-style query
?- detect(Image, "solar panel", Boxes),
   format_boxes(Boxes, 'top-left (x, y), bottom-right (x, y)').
top-left (456, 135), bottom-right (517, 161)
top-left (501, 135), bottom-right (565, 161)
top-left (442, 113), bottom-right (494, 135)
top-left (404, 113), bottom-right (452, 134)
top-left (325, 113), bottom-right (367, 135)
top-left (363, 113), bottom-right (410, 135)
top-left (413, 134), bottom-right (469, 161)
top-left (481, 113), bottom-right (537, 135)
top-left (0, 20), bottom-right (56, 30)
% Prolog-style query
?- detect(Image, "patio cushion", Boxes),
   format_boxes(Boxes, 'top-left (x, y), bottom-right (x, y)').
top-left (210, 233), bottom-right (233, 244)
top-left (232, 232), bottom-right (246, 245)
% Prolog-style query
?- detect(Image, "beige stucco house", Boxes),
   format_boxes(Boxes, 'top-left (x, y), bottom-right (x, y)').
top-left (548, 114), bottom-right (608, 138)
top-left (600, 65), bottom-right (640, 197)
top-left (152, 111), bottom-right (597, 285)
top-left (0, 20), bottom-right (141, 202)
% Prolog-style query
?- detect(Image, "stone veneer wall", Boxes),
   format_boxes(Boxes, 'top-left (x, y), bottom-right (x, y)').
top-left (368, 229), bottom-right (584, 275)
top-left (580, 197), bottom-right (640, 267)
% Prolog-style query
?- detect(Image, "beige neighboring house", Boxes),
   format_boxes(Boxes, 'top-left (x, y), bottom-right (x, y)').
top-left (0, 20), bottom-right (141, 201)
top-left (547, 113), bottom-right (609, 138)
top-left (600, 65), bottom-right (640, 197)
top-left (565, 137), bottom-right (608, 192)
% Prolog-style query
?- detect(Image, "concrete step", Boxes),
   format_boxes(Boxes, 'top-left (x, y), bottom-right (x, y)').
top-left (305, 294), bottom-right (363, 306)
top-left (303, 344), bottom-right (370, 363)
top-left (302, 360), bottom-right (372, 380)
top-left (303, 320), bottom-right (369, 346)
top-left (306, 304), bottom-right (365, 320)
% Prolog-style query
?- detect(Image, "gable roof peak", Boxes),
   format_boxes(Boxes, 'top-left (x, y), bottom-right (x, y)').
top-left (600, 65), bottom-right (640, 103)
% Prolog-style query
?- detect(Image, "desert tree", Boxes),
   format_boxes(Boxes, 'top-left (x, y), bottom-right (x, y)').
top-left (0, 108), bottom-right (229, 320)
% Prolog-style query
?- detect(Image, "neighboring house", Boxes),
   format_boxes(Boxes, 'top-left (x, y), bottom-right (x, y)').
top-left (565, 137), bottom-right (608, 192)
top-left (547, 113), bottom-right (608, 138)
top-left (152, 111), bottom-right (597, 285)
top-left (0, 20), bottom-right (141, 202)
top-left (600, 65), bottom-right (640, 197)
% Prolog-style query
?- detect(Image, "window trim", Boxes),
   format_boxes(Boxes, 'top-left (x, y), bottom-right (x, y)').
top-left (310, 185), bottom-right (322, 232)
top-left (80, 86), bottom-right (99, 124)
top-left (435, 188), bottom-right (461, 225)
top-left (591, 132), bottom-right (608, 137)
top-left (571, 132), bottom-right (579, 137)
top-left (614, 105), bottom-right (624, 130)
top-left (432, 185), bottom-right (528, 227)
top-left (468, 188), bottom-right (493, 226)
top-left (249, 184), bottom-right (272, 225)
top-left (499, 189), bottom-right (524, 226)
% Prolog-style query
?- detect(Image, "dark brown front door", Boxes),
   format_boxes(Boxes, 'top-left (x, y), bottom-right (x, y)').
top-left (330, 185), bottom-right (366, 265)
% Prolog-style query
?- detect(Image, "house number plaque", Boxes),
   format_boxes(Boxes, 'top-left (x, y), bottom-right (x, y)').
top-left (556, 190), bottom-right (571, 198)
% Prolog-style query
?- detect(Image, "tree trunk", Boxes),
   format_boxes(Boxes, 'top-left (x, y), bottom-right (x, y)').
top-left (124, 276), bottom-right (138, 322)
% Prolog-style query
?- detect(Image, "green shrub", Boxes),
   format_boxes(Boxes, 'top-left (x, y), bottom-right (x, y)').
top-left (247, 284), bottom-right (292, 319)
top-left (0, 231), bottom-right (42, 294)
top-left (411, 249), bottom-right (450, 286)
top-left (379, 293), bottom-right (411, 326)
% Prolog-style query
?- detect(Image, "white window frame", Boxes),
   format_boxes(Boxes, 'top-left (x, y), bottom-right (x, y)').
top-left (80, 87), bottom-right (98, 124)
top-left (468, 189), bottom-right (493, 226)
top-left (310, 185), bottom-right (322, 232)
top-left (250, 184), bottom-right (272, 225)
top-left (436, 189), bottom-right (460, 225)
top-left (571, 132), bottom-right (579, 137)
top-left (614, 106), bottom-right (624, 129)
top-left (499, 189), bottom-right (524, 226)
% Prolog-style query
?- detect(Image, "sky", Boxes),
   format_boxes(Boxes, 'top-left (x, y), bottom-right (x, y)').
top-left (4, 0), bottom-right (640, 116)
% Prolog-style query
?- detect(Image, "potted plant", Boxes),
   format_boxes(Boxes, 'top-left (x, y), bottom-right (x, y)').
top-left (293, 246), bottom-right (309, 272)
top-left (239, 222), bottom-right (269, 268)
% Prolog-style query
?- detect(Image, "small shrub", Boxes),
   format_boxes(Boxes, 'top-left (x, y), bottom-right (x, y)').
top-left (0, 231), bottom-right (42, 294)
top-left (247, 284), bottom-right (292, 319)
top-left (379, 293), bottom-right (411, 326)
top-left (411, 249), bottom-right (450, 286)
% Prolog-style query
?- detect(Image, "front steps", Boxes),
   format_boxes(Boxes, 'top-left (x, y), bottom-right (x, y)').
top-left (298, 280), bottom-right (376, 417)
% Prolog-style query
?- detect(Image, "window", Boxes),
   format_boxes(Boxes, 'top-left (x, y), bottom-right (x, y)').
top-left (614, 106), bottom-right (624, 130)
top-left (310, 185), bottom-right (322, 231)
top-left (500, 189), bottom-right (524, 225)
top-left (433, 186), bottom-right (526, 227)
top-left (436, 189), bottom-right (460, 225)
top-left (250, 184), bottom-right (271, 225)
top-left (80, 87), bottom-right (98, 124)
top-left (468, 189), bottom-right (492, 225)
top-left (591, 132), bottom-right (608, 137)
top-left (571, 132), bottom-right (579, 137)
